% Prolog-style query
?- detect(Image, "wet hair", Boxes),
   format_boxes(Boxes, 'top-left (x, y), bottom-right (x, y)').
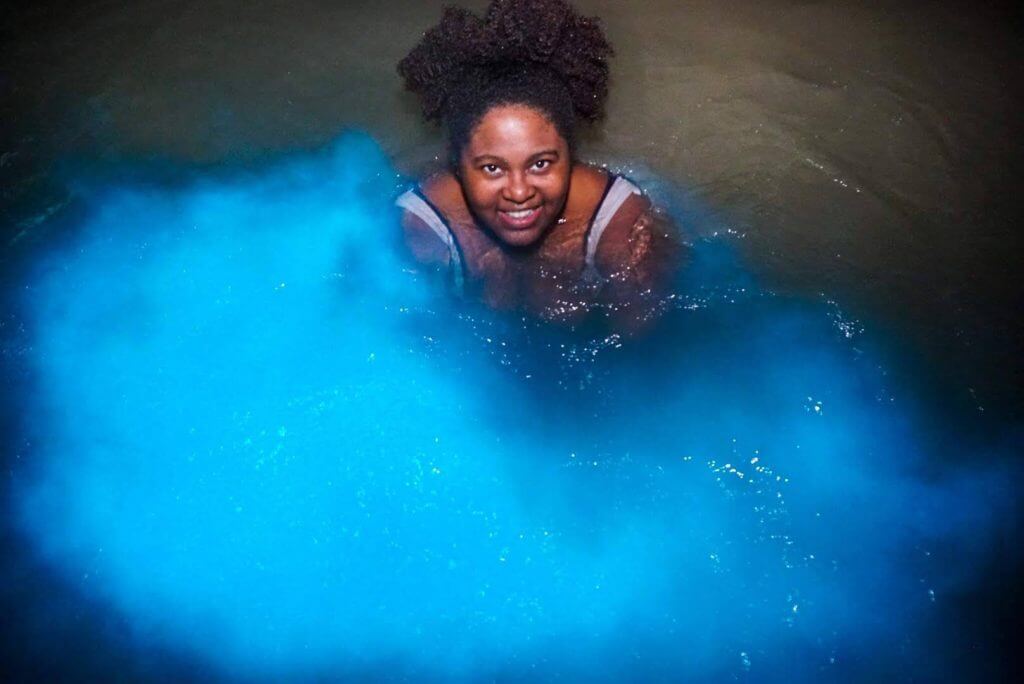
top-left (397, 0), bottom-right (613, 167)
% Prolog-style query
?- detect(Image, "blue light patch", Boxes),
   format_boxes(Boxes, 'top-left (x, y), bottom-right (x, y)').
top-left (13, 133), bottom-right (1015, 681)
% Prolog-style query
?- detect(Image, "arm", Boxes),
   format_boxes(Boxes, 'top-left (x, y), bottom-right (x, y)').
top-left (399, 208), bottom-right (455, 290)
top-left (593, 194), bottom-right (685, 335)
top-left (401, 208), bottom-right (451, 266)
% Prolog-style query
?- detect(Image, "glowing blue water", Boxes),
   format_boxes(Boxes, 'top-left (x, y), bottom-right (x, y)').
top-left (14, 133), bottom-right (1015, 680)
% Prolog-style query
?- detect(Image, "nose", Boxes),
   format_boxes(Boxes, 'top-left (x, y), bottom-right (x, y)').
top-left (503, 171), bottom-right (536, 205)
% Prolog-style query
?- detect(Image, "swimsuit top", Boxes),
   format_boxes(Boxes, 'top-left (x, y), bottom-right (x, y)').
top-left (395, 174), bottom-right (642, 296)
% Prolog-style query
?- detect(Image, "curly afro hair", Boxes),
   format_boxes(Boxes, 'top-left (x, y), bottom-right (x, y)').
top-left (397, 0), bottom-right (614, 167)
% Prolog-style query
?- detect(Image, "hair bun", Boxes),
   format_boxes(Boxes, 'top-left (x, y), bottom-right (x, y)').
top-left (398, 0), bottom-right (613, 123)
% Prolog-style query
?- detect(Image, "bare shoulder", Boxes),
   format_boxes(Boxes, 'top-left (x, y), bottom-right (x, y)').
top-left (593, 181), bottom-right (681, 289)
top-left (567, 163), bottom-right (610, 214)
top-left (594, 182), bottom-right (650, 264)
top-left (571, 163), bottom-right (609, 189)
top-left (399, 203), bottom-right (450, 267)
top-left (397, 172), bottom-right (463, 267)
top-left (420, 171), bottom-right (469, 221)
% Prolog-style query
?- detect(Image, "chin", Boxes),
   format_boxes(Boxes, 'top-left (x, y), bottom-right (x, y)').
top-left (496, 227), bottom-right (545, 248)
top-left (491, 216), bottom-right (552, 248)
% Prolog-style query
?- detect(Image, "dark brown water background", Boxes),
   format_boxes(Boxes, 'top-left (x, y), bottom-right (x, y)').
top-left (1, 1), bottom-right (1021, 681)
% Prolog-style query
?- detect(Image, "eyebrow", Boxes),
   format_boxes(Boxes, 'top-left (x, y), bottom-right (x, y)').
top-left (470, 149), bottom-right (561, 165)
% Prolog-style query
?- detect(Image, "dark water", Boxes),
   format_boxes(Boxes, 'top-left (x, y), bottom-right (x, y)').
top-left (1, 1), bottom-right (1022, 681)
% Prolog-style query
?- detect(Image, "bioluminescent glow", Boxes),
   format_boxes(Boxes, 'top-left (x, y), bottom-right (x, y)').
top-left (14, 133), bottom-right (1015, 680)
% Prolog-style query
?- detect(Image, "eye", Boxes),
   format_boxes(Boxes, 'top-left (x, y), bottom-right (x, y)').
top-left (481, 163), bottom-right (501, 175)
top-left (532, 159), bottom-right (552, 171)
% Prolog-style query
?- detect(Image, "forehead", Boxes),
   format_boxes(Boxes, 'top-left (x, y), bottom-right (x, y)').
top-left (466, 105), bottom-right (565, 157)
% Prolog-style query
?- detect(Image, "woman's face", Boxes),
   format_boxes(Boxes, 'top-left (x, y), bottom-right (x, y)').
top-left (457, 104), bottom-right (572, 248)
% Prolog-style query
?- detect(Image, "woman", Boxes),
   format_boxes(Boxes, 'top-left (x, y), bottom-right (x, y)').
top-left (396, 0), bottom-right (681, 330)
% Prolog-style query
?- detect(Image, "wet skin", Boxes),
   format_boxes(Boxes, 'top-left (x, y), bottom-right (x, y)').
top-left (457, 105), bottom-right (572, 248)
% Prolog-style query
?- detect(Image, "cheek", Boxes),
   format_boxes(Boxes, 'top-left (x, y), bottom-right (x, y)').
top-left (462, 179), bottom-right (500, 211)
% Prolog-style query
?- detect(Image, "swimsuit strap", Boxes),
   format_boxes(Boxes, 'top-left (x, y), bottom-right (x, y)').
top-left (396, 188), bottom-right (466, 295)
top-left (583, 175), bottom-right (642, 281)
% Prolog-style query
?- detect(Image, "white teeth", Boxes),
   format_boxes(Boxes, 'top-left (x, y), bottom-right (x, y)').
top-left (503, 208), bottom-right (536, 219)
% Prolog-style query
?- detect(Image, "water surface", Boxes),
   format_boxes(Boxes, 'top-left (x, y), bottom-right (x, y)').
top-left (1, 1), bottom-right (1021, 681)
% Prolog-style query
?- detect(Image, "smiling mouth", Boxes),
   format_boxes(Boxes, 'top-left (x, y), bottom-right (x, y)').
top-left (498, 206), bottom-right (541, 229)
